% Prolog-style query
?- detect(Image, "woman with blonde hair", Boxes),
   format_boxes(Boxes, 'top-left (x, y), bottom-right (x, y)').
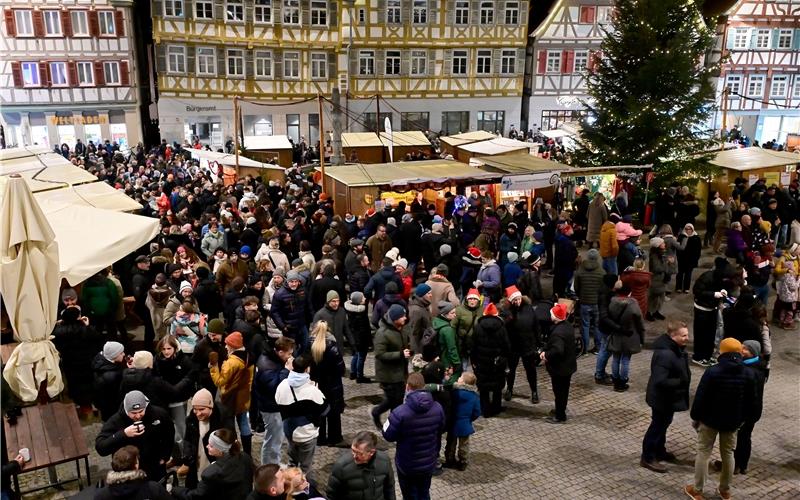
top-left (282, 467), bottom-right (323, 499)
top-left (308, 320), bottom-right (345, 446)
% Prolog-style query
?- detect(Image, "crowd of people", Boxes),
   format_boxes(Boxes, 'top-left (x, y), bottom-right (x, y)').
top-left (0, 137), bottom-right (790, 500)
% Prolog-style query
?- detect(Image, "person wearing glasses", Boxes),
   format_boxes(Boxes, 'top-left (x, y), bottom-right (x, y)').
top-left (327, 431), bottom-right (396, 500)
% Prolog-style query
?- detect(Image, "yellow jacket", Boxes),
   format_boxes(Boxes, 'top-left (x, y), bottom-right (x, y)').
top-left (599, 221), bottom-right (619, 258)
top-left (210, 350), bottom-right (253, 414)
top-left (774, 254), bottom-right (799, 279)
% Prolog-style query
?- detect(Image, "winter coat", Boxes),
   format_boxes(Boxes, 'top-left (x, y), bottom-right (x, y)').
top-left (691, 352), bottom-right (758, 432)
top-left (450, 384), bottom-right (481, 437)
top-left (275, 372), bottom-right (328, 443)
top-left (373, 315), bottom-right (410, 384)
top-left (743, 358), bottom-right (766, 423)
top-left (92, 353), bottom-right (125, 421)
top-left (326, 449), bottom-right (396, 500)
top-left (364, 266), bottom-right (402, 302)
top-left (648, 250), bottom-right (667, 294)
top-left (365, 234), bottom-right (394, 273)
top-left (94, 470), bottom-right (172, 500)
top-left (270, 285), bottom-right (309, 338)
top-left (621, 269), bottom-right (651, 317)
top-left (348, 266), bottom-right (371, 294)
top-left (677, 233), bottom-right (702, 270)
top-left (714, 200), bottom-right (732, 230)
top-left (543, 321), bottom-right (577, 377)
top-left (599, 221), bottom-right (619, 258)
top-left (661, 235), bottom-right (680, 276)
top-left (606, 296), bottom-right (644, 355)
top-left (175, 452), bottom-right (254, 500)
top-left (615, 221), bottom-right (642, 241)
top-left (586, 198), bottom-right (608, 243)
top-left (777, 273), bottom-right (799, 303)
top-left (163, 295), bottom-right (199, 328)
top-left (210, 350), bottom-right (253, 414)
top-left (725, 229), bottom-right (747, 257)
top-left (499, 297), bottom-right (539, 356)
top-left (426, 277), bottom-right (459, 317)
top-left (345, 300), bottom-right (372, 353)
top-left (573, 257), bottom-right (606, 305)
top-left (502, 261), bottom-right (522, 288)
top-left (254, 348), bottom-right (289, 413)
top-left (201, 230), bottom-right (226, 258)
top-left (310, 333), bottom-right (346, 413)
top-left (119, 368), bottom-right (193, 409)
top-left (52, 320), bottom-right (102, 405)
top-left (645, 334), bottom-right (691, 412)
top-left (553, 234), bottom-right (578, 278)
top-left (722, 300), bottom-right (763, 344)
top-left (382, 390), bottom-right (445, 475)
top-left (154, 351), bottom-right (194, 389)
top-left (181, 408), bottom-right (222, 489)
top-left (192, 337), bottom-right (227, 395)
top-left (692, 267), bottom-right (729, 310)
top-left (193, 279), bottom-right (222, 320)
top-left (95, 405), bottom-right (174, 482)
top-left (314, 303), bottom-right (353, 349)
top-left (476, 260), bottom-right (502, 297)
top-left (255, 244), bottom-right (290, 275)
top-left (310, 276), bottom-right (346, 313)
top-left (517, 267), bottom-right (544, 302)
top-left (216, 259), bottom-right (249, 291)
top-left (81, 275), bottom-right (119, 318)
top-left (471, 315), bottom-right (511, 389)
top-left (371, 293), bottom-right (407, 329)
top-left (433, 316), bottom-right (460, 383)
top-left (452, 303), bottom-right (481, 360)
top-left (407, 295), bottom-right (432, 354)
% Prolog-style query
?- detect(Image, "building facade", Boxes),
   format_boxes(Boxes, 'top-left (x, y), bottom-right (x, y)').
top-left (151, 0), bottom-right (529, 149)
top-left (0, 0), bottom-right (141, 149)
top-left (525, 0), bottom-right (611, 132)
top-left (717, 0), bottom-right (800, 144)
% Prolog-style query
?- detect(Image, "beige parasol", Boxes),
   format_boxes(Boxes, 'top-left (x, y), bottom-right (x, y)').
top-left (1, 174), bottom-right (64, 401)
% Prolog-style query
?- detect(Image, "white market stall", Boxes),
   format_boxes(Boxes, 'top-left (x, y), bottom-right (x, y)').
top-left (190, 148), bottom-right (286, 185)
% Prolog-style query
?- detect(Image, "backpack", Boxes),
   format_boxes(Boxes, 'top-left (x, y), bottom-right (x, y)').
top-left (420, 324), bottom-right (443, 361)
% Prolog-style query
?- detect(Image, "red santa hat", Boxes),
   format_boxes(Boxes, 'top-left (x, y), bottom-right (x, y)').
top-left (466, 288), bottom-right (481, 300)
top-left (505, 285), bottom-right (522, 301)
top-left (550, 303), bottom-right (569, 322)
top-left (467, 247), bottom-right (482, 259)
top-left (484, 303), bottom-right (499, 316)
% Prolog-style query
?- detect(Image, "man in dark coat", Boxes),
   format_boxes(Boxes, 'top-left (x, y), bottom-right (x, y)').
top-left (193, 267), bottom-right (222, 321)
top-left (499, 287), bottom-right (540, 404)
top-left (383, 373), bottom-right (445, 500)
top-left (95, 391), bottom-right (175, 481)
top-left (692, 257), bottom-right (737, 366)
top-left (94, 446), bottom-right (172, 500)
top-left (130, 256), bottom-right (156, 347)
top-left (470, 303), bottom-right (511, 417)
top-left (327, 431), bottom-right (396, 500)
top-left (270, 271), bottom-right (311, 353)
top-left (640, 321), bottom-right (691, 473)
top-left (180, 389), bottom-right (223, 489)
top-left (364, 258), bottom-right (403, 303)
top-left (347, 253), bottom-right (372, 294)
top-left (192, 319), bottom-right (227, 396)
top-left (309, 263), bottom-right (346, 313)
top-left (312, 290), bottom-right (352, 351)
top-left (734, 340), bottom-right (767, 475)
top-left (685, 338), bottom-right (757, 500)
top-left (540, 303), bottom-right (577, 424)
top-left (371, 305), bottom-right (411, 430)
top-left (254, 336), bottom-right (294, 466)
top-left (93, 341), bottom-right (127, 421)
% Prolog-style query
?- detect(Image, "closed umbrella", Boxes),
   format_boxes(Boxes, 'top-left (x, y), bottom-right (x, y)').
top-left (1, 174), bottom-right (63, 401)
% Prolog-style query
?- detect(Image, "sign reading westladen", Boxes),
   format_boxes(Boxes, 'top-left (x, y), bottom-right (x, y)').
top-left (50, 116), bottom-right (108, 125)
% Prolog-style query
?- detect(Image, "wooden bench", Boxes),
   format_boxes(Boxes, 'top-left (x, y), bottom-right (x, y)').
top-left (3, 402), bottom-right (91, 495)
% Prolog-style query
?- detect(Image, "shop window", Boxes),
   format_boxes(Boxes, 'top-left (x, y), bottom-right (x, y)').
top-left (540, 110), bottom-right (587, 131)
top-left (442, 111), bottom-right (469, 135)
top-left (401, 112), bottom-right (429, 131)
top-left (477, 110), bottom-right (505, 133)
top-left (286, 113), bottom-right (300, 143)
top-left (364, 112), bottom-right (393, 133)
top-left (309, 113), bottom-right (320, 146)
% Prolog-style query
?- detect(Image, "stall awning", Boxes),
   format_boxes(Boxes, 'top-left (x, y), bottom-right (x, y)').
top-left (0, 146), bottom-right (98, 193)
top-left (710, 147), bottom-right (799, 171)
top-left (243, 135), bottom-right (294, 150)
top-left (439, 130), bottom-right (497, 147)
top-left (190, 148), bottom-right (284, 170)
top-left (458, 137), bottom-right (533, 156)
top-left (561, 165), bottom-right (653, 176)
top-left (342, 132), bottom-right (385, 148)
top-left (379, 131), bottom-right (432, 148)
top-left (477, 155), bottom-right (572, 190)
top-left (319, 159), bottom-right (498, 190)
top-left (34, 182), bottom-right (143, 212)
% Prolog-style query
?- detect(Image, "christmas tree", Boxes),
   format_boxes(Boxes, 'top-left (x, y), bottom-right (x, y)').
top-left (575, 0), bottom-right (719, 179)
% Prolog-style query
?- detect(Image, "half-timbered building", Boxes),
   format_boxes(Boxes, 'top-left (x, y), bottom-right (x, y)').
top-left (718, 0), bottom-right (800, 143)
top-left (0, 0), bottom-right (141, 149)
top-left (525, 0), bottom-right (611, 132)
top-left (152, 0), bottom-right (529, 148)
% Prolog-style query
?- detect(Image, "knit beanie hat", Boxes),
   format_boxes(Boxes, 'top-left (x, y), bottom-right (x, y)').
top-left (225, 331), bottom-right (244, 349)
top-left (102, 341), bottom-right (125, 362)
top-left (349, 291), bottom-right (365, 305)
top-left (415, 283), bottom-right (432, 297)
top-left (387, 304), bottom-right (406, 322)
top-left (393, 258), bottom-right (408, 270)
top-left (179, 280), bottom-right (193, 294)
top-left (123, 390), bottom-right (149, 413)
top-left (61, 288), bottom-right (78, 301)
top-left (431, 223), bottom-right (443, 233)
top-left (440, 244), bottom-right (452, 256)
top-left (191, 388), bottom-right (214, 409)
top-left (719, 337), bottom-right (742, 354)
top-left (207, 318), bottom-right (225, 335)
top-left (586, 249), bottom-right (600, 260)
top-left (132, 351), bottom-right (153, 369)
top-left (286, 270), bottom-right (302, 282)
top-left (326, 290), bottom-right (340, 303)
top-left (240, 245), bottom-right (251, 256)
top-left (438, 301), bottom-right (456, 316)
top-left (743, 340), bottom-right (761, 357)
top-left (533, 231), bottom-right (544, 242)
top-left (385, 282), bottom-right (399, 294)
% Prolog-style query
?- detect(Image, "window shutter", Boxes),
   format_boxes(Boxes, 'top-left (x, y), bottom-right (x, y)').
top-left (446, 0), bottom-right (454, 24)
top-left (94, 61), bottom-right (105, 85)
top-left (153, 1), bottom-right (164, 19)
top-left (517, 48), bottom-right (525, 71)
top-left (88, 10), bottom-right (99, 36)
top-left (328, 52), bottom-right (336, 81)
top-left (496, 2), bottom-right (504, 26)
top-left (375, 49), bottom-right (384, 77)
top-left (40, 61), bottom-right (51, 87)
top-left (213, 0), bottom-right (224, 20)
top-left (429, 1), bottom-right (438, 24)
top-left (794, 29), bottom-right (800, 50)
top-left (120, 60), bottom-right (130, 85)
top-left (216, 47), bottom-right (226, 77)
top-left (771, 28), bottom-right (780, 49)
top-left (587, 6), bottom-right (596, 23)
top-left (186, 0), bottom-right (194, 20)
top-left (114, 10), bottom-right (124, 37)
top-left (11, 61), bottom-right (22, 87)
top-left (562, 50), bottom-right (573, 73)
top-left (156, 45), bottom-right (168, 74)
top-left (186, 46), bottom-right (195, 75)
top-left (68, 61), bottom-right (78, 85)
top-left (273, 49), bottom-right (282, 79)
top-left (244, 1), bottom-right (253, 25)
top-left (4, 9), bottom-right (15, 37)
top-left (470, 1), bottom-right (479, 25)
top-left (302, 3), bottom-right (310, 26)
top-left (587, 50), bottom-right (596, 72)
top-left (400, 50), bottom-right (410, 76)
top-left (33, 10), bottom-right (45, 37)
top-left (492, 48), bottom-right (501, 74)
top-left (537, 50), bottom-right (546, 73)
top-left (443, 49), bottom-right (452, 75)
top-left (245, 49), bottom-right (254, 78)
top-left (329, 1), bottom-right (338, 28)
top-left (62, 9), bottom-right (72, 37)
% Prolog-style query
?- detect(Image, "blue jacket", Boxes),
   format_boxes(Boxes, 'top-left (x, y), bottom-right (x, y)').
top-left (476, 261), bottom-right (501, 291)
top-left (364, 266), bottom-right (402, 301)
top-left (690, 352), bottom-right (758, 432)
top-left (254, 348), bottom-right (289, 413)
top-left (451, 385), bottom-right (481, 437)
top-left (269, 285), bottom-right (309, 335)
top-left (383, 390), bottom-right (445, 475)
top-left (502, 262), bottom-right (522, 287)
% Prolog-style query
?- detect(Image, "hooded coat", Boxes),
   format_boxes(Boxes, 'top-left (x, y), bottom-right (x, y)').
top-left (371, 292), bottom-right (407, 329)
top-left (573, 255), bottom-right (606, 305)
top-left (450, 384), bottom-right (482, 437)
top-left (92, 353), bottom-right (125, 421)
top-left (382, 390), bottom-right (445, 475)
top-left (645, 334), bottom-right (691, 412)
top-left (543, 321), bottom-right (577, 378)
top-left (407, 295), bottom-right (432, 354)
top-left (498, 297), bottom-right (539, 357)
top-left (52, 319), bottom-right (102, 406)
top-left (586, 197), bottom-right (608, 243)
top-left (373, 315), bottom-right (410, 384)
top-left (313, 304), bottom-right (352, 351)
top-left (210, 350), bottom-right (253, 414)
top-left (471, 315), bottom-right (511, 389)
top-left (606, 296), bottom-right (645, 355)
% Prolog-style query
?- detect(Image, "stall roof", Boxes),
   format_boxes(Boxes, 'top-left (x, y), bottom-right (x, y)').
top-left (190, 148), bottom-right (284, 170)
top-left (458, 137), bottom-right (533, 156)
top-left (342, 132), bottom-right (385, 148)
top-left (439, 130), bottom-right (497, 147)
top-left (319, 160), bottom-right (497, 188)
top-left (0, 146), bottom-right (97, 193)
top-left (379, 131), bottom-right (432, 148)
top-left (477, 154), bottom-right (571, 174)
top-left (561, 165), bottom-right (653, 176)
top-left (243, 135), bottom-right (293, 150)
top-left (710, 147), bottom-right (799, 171)
top-left (33, 182), bottom-right (142, 212)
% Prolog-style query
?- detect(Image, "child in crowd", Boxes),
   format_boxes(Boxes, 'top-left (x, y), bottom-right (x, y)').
top-left (170, 302), bottom-right (205, 353)
top-left (444, 372), bottom-right (481, 471)
top-left (777, 266), bottom-right (799, 329)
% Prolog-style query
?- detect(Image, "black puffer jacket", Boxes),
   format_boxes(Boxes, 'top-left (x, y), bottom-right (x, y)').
top-left (53, 320), bottom-right (103, 406)
top-left (645, 334), bottom-right (691, 412)
top-left (92, 353), bottom-right (125, 421)
top-left (94, 470), bottom-right (172, 500)
top-left (690, 352), bottom-right (758, 432)
top-left (544, 321), bottom-right (577, 377)
top-left (722, 297), bottom-right (762, 344)
top-left (309, 334), bottom-right (346, 414)
top-left (119, 368), bottom-right (193, 409)
top-left (345, 300), bottom-right (372, 352)
top-left (154, 351), bottom-right (194, 386)
top-left (498, 298), bottom-right (539, 356)
top-left (326, 449), bottom-right (396, 500)
top-left (174, 452), bottom-right (254, 500)
top-left (471, 315), bottom-right (511, 388)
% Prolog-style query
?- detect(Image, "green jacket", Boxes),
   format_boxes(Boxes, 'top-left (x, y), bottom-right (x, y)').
top-left (434, 316), bottom-right (460, 384)
top-left (81, 276), bottom-right (119, 317)
top-left (452, 303), bottom-right (481, 359)
top-left (373, 315), bottom-right (410, 384)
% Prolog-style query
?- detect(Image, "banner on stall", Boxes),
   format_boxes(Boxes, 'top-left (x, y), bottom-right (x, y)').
top-left (501, 172), bottom-right (561, 191)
